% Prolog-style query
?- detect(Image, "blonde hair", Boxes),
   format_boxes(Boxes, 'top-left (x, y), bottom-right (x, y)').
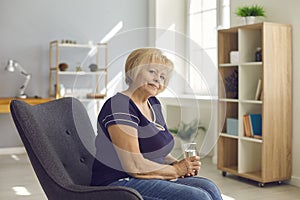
top-left (125, 48), bottom-right (174, 87)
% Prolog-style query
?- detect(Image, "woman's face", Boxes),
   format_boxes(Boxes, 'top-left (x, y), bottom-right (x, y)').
top-left (132, 64), bottom-right (169, 96)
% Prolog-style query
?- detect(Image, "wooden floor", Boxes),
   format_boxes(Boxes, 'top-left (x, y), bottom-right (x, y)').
top-left (0, 153), bottom-right (299, 200)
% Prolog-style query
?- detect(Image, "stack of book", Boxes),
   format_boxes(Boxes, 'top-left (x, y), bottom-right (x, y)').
top-left (243, 114), bottom-right (262, 139)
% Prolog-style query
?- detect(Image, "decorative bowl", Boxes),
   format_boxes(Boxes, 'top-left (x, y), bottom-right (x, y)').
top-left (58, 63), bottom-right (68, 71)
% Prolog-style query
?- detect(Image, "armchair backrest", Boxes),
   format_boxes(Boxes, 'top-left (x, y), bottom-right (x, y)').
top-left (10, 97), bottom-right (96, 188)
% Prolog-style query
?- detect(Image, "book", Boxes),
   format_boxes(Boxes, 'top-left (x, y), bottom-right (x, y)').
top-left (255, 79), bottom-right (262, 100)
top-left (249, 114), bottom-right (262, 136)
top-left (243, 115), bottom-right (252, 137)
top-left (248, 115), bottom-right (254, 136)
top-left (243, 114), bottom-right (262, 138)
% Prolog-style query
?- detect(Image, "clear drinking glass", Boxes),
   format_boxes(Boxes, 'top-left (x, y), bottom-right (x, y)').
top-left (182, 142), bottom-right (198, 158)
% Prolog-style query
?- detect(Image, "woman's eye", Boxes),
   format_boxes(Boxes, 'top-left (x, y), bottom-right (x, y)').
top-left (160, 75), bottom-right (166, 81)
top-left (149, 69), bottom-right (156, 74)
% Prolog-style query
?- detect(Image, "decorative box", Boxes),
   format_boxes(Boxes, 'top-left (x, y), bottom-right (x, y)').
top-left (230, 51), bottom-right (239, 64)
top-left (226, 118), bottom-right (238, 136)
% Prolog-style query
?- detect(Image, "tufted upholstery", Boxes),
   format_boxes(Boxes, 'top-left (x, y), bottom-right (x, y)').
top-left (10, 97), bottom-right (143, 200)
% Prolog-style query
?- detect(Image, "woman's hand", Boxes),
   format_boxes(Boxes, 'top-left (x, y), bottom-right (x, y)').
top-left (173, 156), bottom-right (201, 177)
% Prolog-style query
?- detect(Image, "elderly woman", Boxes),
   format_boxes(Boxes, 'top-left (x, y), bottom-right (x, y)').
top-left (91, 48), bottom-right (222, 200)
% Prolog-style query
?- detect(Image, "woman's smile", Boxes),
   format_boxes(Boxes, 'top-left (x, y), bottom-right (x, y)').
top-left (147, 82), bottom-right (159, 90)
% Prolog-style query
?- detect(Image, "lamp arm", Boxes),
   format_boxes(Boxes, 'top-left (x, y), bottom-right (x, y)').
top-left (14, 63), bottom-right (29, 76)
top-left (19, 74), bottom-right (31, 96)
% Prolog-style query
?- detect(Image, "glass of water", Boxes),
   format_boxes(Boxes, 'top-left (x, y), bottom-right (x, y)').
top-left (182, 143), bottom-right (198, 158)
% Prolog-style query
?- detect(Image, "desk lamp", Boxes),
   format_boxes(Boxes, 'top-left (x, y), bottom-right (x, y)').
top-left (5, 59), bottom-right (31, 99)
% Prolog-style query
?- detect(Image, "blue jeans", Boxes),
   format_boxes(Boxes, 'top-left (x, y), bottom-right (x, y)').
top-left (108, 177), bottom-right (223, 200)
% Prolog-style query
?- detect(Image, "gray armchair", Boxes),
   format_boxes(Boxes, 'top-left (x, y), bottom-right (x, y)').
top-left (10, 97), bottom-right (143, 200)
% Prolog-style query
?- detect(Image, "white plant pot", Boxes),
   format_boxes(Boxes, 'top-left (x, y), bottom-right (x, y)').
top-left (245, 16), bottom-right (256, 24)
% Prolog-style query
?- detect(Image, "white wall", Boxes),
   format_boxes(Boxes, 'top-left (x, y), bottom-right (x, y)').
top-left (231, 0), bottom-right (300, 187)
top-left (0, 0), bottom-right (149, 147)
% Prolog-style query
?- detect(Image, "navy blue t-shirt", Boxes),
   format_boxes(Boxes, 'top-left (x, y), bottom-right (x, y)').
top-left (91, 93), bottom-right (174, 186)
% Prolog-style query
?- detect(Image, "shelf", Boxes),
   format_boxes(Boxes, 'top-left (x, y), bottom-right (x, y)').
top-left (58, 71), bottom-right (105, 75)
top-left (220, 166), bottom-right (238, 174)
top-left (62, 96), bottom-right (105, 102)
top-left (219, 63), bottom-right (238, 67)
top-left (219, 98), bottom-right (238, 103)
top-left (58, 43), bottom-right (95, 48)
top-left (240, 62), bottom-right (262, 66)
top-left (50, 41), bottom-right (107, 49)
top-left (220, 133), bottom-right (238, 139)
top-left (239, 100), bottom-right (262, 104)
top-left (220, 134), bottom-right (263, 143)
top-left (240, 171), bottom-right (262, 182)
top-left (240, 136), bottom-right (262, 143)
top-left (219, 62), bottom-right (262, 67)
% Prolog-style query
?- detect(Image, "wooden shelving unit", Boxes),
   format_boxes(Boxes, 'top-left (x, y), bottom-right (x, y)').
top-left (217, 22), bottom-right (292, 187)
top-left (49, 40), bottom-right (108, 100)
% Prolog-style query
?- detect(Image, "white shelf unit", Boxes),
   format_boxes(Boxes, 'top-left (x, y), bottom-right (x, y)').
top-left (217, 22), bottom-right (292, 186)
top-left (49, 40), bottom-right (108, 100)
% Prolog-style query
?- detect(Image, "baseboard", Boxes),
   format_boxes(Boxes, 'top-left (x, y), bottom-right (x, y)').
top-left (0, 147), bottom-right (26, 155)
top-left (289, 176), bottom-right (300, 187)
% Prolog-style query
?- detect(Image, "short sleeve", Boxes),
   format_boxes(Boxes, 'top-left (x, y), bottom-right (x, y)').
top-left (102, 112), bottom-right (140, 128)
top-left (99, 93), bottom-right (140, 129)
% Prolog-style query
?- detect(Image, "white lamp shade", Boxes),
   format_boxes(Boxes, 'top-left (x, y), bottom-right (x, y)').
top-left (5, 59), bottom-right (16, 72)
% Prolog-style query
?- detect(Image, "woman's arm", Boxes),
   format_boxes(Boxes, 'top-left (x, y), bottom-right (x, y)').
top-left (108, 124), bottom-right (200, 180)
top-left (164, 154), bottom-right (178, 165)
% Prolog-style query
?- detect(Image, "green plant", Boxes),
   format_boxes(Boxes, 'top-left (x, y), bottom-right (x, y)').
top-left (235, 5), bottom-right (266, 17)
top-left (169, 119), bottom-right (206, 141)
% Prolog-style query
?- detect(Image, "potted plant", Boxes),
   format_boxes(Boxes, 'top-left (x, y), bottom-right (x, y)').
top-left (235, 5), bottom-right (266, 24)
top-left (169, 119), bottom-right (206, 141)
